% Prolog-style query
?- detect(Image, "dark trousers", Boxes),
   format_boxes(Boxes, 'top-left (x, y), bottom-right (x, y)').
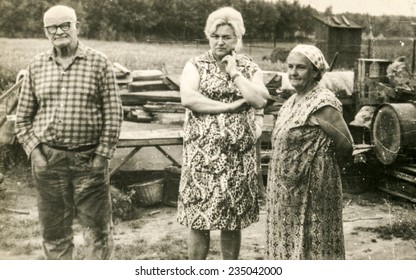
top-left (32, 144), bottom-right (114, 259)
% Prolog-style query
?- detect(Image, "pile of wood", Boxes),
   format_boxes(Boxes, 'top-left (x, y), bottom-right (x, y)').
top-left (113, 63), bottom-right (184, 125)
top-left (380, 164), bottom-right (416, 203)
top-left (114, 64), bottom-right (284, 127)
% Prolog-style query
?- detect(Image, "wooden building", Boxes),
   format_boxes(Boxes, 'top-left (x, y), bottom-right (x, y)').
top-left (314, 14), bottom-right (363, 70)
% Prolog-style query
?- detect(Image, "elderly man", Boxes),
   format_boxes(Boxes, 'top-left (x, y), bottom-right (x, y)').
top-left (15, 5), bottom-right (123, 259)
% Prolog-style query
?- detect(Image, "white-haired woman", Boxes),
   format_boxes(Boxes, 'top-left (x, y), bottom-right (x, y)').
top-left (266, 44), bottom-right (353, 259)
top-left (177, 7), bottom-right (269, 259)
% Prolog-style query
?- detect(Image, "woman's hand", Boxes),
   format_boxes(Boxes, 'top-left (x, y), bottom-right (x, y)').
top-left (221, 52), bottom-right (270, 109)
top-left (221, 51), bottom-right (238, 76)
top-left (181, 62), bottom-right (249, 114)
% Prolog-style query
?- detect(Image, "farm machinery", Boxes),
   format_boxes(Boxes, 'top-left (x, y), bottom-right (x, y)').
top-left (342, 57), bottom-right (416, 202)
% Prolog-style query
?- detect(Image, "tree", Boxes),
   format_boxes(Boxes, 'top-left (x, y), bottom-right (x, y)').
top-left (0, 0), bottom-right (413, 41)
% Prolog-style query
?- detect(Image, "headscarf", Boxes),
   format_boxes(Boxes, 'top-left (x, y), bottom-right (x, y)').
top-left (289, 44), bottom-right (329, 73)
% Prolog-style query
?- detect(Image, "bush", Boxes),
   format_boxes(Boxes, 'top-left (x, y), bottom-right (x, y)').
top-left (0, 66), bottom-right (16, 93)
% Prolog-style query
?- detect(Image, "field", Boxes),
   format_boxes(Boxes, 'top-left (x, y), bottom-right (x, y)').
top-left (1, 38), bottom-right (416, 260)
top-left (0, 38), bottom-right (291, 92)
top-left (1, 37), bottom-right (414, 92)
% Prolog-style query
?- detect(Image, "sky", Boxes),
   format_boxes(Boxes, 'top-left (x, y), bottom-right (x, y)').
top-left (271, 0), bottom-right (416, 16)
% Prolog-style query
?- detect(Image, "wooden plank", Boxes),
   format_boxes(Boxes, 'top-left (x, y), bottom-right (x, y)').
top-left (110, 146), bottom-right (142, 177)
top-left (131, 70), bottom-right (163, 81)
top-left (397, 164), bottom-right (416, 176)
top-left (154, 145), bottom-right (181, 167)
top-left (128, 80), bottom-right (171, 92)
top-left (117, 138), bottom-right (183, 148)
top-left (116, 76), bottom-right (133, 85)
top-left (390, 170), bottom-right (416, 184)
top-left (119, 127), bottom-right (183, 139)
top-left (153, 112), bottom-right (185, 125)
top-left (113, 62), bottom-right (130, 74)
top-left (143, 102), bottom-right (185, 113)
top-left (121, 91), bottom-right (181, 105)
top-left (379, 177), bottom-right (416, 203)
top-left (164, 75), bottom-right (180, 90)
top-left (118, 125), bottom-right (184, 148)
top-left (378, 187), bottom-right (416, 203)
top-left (126, 109), bottom-right (153, 123)
top-left (0, 79), bottom-right (22, 103)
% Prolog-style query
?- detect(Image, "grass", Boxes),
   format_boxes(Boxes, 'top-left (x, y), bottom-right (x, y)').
top-left (0, 38), bottom-right (285, 92)
top-left (0, 167), bottom-right (62, 259)
top-left (1, 36), bottom-right (414, 95)
top-left (355, 198), bottom-right (416, 241)
top-left (2, 162), bottom-right (416, 260)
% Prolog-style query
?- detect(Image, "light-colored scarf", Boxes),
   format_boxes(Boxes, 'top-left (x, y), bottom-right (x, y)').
top-left (290, 44), bottom-right (329, 72)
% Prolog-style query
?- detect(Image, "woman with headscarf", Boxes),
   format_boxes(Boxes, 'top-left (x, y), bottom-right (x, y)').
top-left (177, 7), bottom-right (269, 260)
top-left (266, 44), bottom-right (353, 260)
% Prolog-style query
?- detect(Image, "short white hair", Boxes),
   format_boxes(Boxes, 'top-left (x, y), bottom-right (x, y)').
top-left (43, 5), bottom-right (77, 27)
top-left (204, 7), bottom-right (245, 51)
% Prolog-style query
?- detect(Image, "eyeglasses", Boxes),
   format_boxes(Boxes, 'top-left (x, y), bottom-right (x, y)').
top-left (209, 34), bottom-right (236, 43)
top-left (45, 22), bottom-right (73, 34)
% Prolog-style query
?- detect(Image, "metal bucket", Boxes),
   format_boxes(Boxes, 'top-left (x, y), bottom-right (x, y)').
top-left (372, 103), bottom-right (416, 165)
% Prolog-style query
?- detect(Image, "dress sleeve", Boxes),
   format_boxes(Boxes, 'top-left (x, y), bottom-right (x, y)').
top-left (238, 54), bottom-right (259, 79)
top-left (300, 87), bottom-right (342, 127)
top-left (310, 87), bottom-right (342, 114)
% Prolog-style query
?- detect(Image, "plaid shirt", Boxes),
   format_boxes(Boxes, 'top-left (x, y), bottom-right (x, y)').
top-left (15, 42), bottom-right (123, 159)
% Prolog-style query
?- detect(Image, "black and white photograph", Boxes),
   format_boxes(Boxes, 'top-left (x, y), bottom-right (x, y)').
top-left (0, 0), bottom-right (415, 268)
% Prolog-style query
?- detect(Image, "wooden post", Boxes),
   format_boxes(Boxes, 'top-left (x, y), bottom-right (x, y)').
top-left (367, 37), bottom-right (372, 58)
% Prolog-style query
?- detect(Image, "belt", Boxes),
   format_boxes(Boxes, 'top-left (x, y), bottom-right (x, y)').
top-left (45, 144), bottom-right (97, 152)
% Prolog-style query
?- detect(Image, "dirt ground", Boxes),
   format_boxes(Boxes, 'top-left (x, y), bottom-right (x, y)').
top-left (0, 166), bottom-right (415, 260)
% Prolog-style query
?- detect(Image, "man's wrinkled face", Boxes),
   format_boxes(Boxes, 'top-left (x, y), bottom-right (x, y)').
top-left (43, 6), bottom-right (79, 49)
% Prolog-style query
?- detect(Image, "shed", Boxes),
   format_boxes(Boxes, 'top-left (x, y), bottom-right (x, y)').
top-left (313, 15), bottom-right (363, 69)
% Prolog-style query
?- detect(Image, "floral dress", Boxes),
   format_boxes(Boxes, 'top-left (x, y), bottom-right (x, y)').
top-left (266, 84), bottom-right (345, 259)
top-left (177, 51), bottom-right (260, 230)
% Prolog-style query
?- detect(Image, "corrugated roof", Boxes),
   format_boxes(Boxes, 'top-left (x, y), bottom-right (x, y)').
top-left (313, 14), bottom-right (363, 29)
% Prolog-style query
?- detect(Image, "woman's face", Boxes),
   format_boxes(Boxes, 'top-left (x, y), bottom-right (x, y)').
top-left (287, 52), bottom-right (318, 93)
top-left (209, 24), bottom-right (237, 61)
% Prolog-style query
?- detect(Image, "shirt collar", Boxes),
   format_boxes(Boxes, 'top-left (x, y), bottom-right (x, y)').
top-left (46, 41), bottom-right (87, 60)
